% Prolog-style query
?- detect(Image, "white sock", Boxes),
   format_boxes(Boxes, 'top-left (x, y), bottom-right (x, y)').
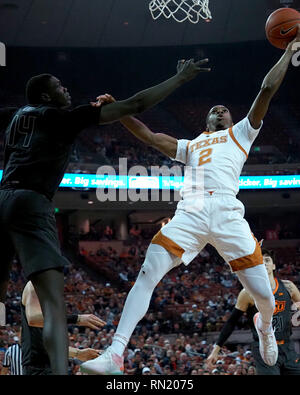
top-left (236, 264), bottom-right (275, 330)
top-left (111, 244), bottom-right (181, 357)
top-left (111, 334), bottom-right (128, 356)
top-left (257, 314), bottom-right (272, 333)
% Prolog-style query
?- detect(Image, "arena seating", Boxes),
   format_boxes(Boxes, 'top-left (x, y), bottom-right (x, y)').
top-left (1, 231), bottom-right (299, 375)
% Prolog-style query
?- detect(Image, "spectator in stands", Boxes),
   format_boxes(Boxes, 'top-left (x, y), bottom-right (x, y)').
top-left (233, 363), bottom-right (248, 375)
top-left (103, 225), bottom-right (113, 240)
top-left (2, 235), bottom-right (300, 375)
top-left (128, 246), bottom-right (137, 257)
top-left (247, 365), bottom-right (256, 375)
top-left (142, 366), bottom-right (151, 375)
top-left (119, 270), bottom-right (129, 283)
top-left (129, 225), bottom-right (141, 240)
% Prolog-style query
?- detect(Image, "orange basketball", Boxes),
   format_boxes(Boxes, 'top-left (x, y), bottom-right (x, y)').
top-left (266, 8), bottom-right (300, 49)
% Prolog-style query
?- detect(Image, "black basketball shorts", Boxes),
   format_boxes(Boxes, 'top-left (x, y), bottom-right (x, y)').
top-left (0, 189), bottom-right (68, 279)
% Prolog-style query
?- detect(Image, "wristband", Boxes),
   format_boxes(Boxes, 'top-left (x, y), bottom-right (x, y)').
top-left (67, 314), bottom-right (79, 324)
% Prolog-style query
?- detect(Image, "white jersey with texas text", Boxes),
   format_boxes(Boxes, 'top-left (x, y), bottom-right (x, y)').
top-left (173, 117), bottom-right (262, 197)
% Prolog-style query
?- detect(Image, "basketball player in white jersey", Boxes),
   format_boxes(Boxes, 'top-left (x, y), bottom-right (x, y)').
top-left (81, 27), bottom-right (300, 375)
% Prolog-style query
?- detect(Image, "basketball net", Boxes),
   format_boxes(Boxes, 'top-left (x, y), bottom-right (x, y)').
top-left (149, 0), bottom-right (212, 24)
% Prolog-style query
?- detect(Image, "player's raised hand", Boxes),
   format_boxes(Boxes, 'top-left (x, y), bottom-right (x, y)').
top-left (176, 58), bottom-right (211, 82)
top-left (287, 23), bottom-right (300, 51)
top-left (90, 93), bottom-right (116, 107)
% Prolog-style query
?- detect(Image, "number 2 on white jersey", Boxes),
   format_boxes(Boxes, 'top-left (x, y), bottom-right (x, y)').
top-left (198, 148), bottom-right (212, 166)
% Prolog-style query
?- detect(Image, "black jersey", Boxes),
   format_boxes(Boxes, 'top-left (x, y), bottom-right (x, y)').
top-left (248, 278), bottom-right (292, 342)
top-left (20, 302), bottom-right (50, 369)
top-left (0, 104), bottom-right (100, 200)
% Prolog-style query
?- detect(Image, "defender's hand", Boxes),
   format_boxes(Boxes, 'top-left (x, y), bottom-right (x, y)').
top-left (77, 314), bottom-right (106, 329)
top-left (77, 348), bottom-right (100, 362)
top-left (90, 93), bottom-right (116, 107)
top-left (176, 58), bottom-right (211, 82)
top-left (205, 346), bottom-right (220, 369)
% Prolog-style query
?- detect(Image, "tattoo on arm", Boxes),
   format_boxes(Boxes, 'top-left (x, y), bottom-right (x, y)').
top-left (283, 280), bottom-right (293, 297)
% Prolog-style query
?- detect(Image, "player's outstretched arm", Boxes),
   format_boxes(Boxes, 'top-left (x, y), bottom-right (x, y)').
top-left (282, 280), bottom-right (300, 303)
top-left (248, 24), bottom-right (300, 129)
top-left (120, 116), bottom-right (178, 158)
top-left (206, 290), bottom-right (252, 368)
top-left (94, 59), bottom-right (210, 124)
top-left (23, 282), bottom-right (107, 330)
top-left (93, 94), bottom-right (178, 157)
top-left (22, 281), bottom-right (44, 328)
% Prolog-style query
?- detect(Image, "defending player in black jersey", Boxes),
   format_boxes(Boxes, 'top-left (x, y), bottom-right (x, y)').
top-left (207, 248), bottom-right (300, 375)
top-left (0, 59), bottom-right (210, 374)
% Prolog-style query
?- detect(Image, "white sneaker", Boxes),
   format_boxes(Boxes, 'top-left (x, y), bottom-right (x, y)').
top-left (80, 346), bottom-right (124, 375)
top-left (253, 312), bottom-right (278, 366)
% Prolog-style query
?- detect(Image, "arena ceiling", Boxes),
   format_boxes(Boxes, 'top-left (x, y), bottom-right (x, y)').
top-left (0, 0), bottom-right (300, 48)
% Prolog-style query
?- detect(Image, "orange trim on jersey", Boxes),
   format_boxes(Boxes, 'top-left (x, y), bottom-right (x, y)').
top-left (274, 300), bottom-right (286, 315)
top-left (273, 278), bottom-right (279, 295)
top-left (151, 230), bottom-right (184, 259)
top-left (229, 238), bottom-right (263, 272)
top-left (203, 131), bottom-right (216, 135)
top-left (186, 141), bottom-right (190, 160)
top-left (229, 127), bottom-right (248, 159)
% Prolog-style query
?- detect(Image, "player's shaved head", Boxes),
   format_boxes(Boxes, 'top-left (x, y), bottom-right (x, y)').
top-left (209, 105), bottom-right (230, 113)
top-left (206, 105), bottom-right (233, 132)
top-left (26, 74), bottom-right (53, 104)
top-left (26, 74), bottom-right (71, 108)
